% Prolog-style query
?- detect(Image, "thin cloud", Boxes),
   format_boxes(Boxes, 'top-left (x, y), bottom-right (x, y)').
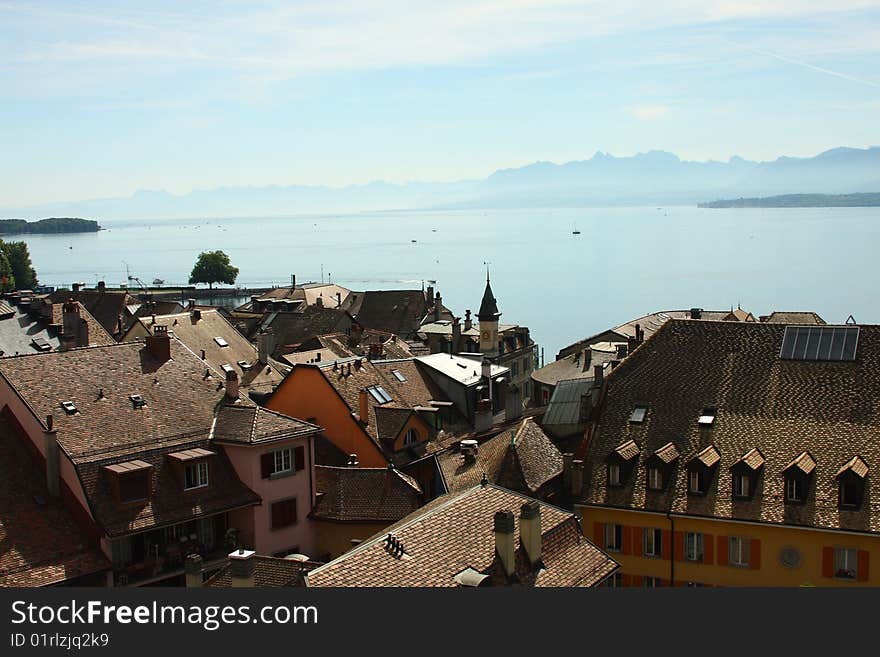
top-left (627, 104), bottom-right (671, 121)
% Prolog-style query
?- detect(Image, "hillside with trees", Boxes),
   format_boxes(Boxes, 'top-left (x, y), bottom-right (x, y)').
top-left (0, 217), bottom-right (100, 234)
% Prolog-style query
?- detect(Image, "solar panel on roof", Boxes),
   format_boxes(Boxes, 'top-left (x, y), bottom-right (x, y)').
top-left (780, 326), bottom-right (859, 361)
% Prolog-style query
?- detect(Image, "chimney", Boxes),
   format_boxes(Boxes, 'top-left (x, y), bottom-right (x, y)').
top-left (146, 324), bottom-right (172, 362)
top-left (257, 330), bottom-right (274, 365)
top-left (452, 317), bottom-right (461, 353)
top-left (97, 280), bottom-right (106, 292)
top-left (562, 453), bottom-right (573, 489)
top-left (616, 344), bottom-right (628, 359)
top-left (185, 554), bottom-right (204, 588)
top-left (336, 292), bottom-right (342, 307)
top-left (519, 501), bottom-right (541, 567)
top-left (61, 299), bottom-right (80, 350)
top-left (493, 510), bottom-right (516, 577)
top-left (461, 439), bottom-right (478, 463)
top-left (44, 414), bottom-right (59, 497)
top-left (570, 459), bottom-right (584, 496)
top-left (593, 364), bottom-right (604, 388)
top-left (315, 296), bottom-right (323, 308)
top-left (690, 308), bottom-right (702, 320)
top-left (426, 285), bottom-right (434, 303)
top-left (115, 313), bottom-right (124, 336)
top-left (192, 309), bottom-right (201, 322)
top-left (229, 549), bottom-right (256, 588)
top-left (581, 348), bottom-right (592, 373)
top-left (71, 282), bottom-right (81, 292)
top-left (350, 321), bottom-right (363, 344)
top-left (77, 317), bottom-right (89, 347)
top-left (187, 298), bottom-right (196, 311)
top-left (291, 274), bottom-right (296, 289)
top-left (433, 292), bottom-right (442, 322)
top-left (225, 369), bottom-right (240, 400)
top-left (359, 389), bottom-right (369, 423)
top-left (464, 309), bottom-right (472, 332)
top-left (635, 323), bottom-right (643, 343)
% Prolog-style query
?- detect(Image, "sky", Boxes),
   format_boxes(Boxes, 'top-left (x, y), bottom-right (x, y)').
top-left (1, 1), bottom-right (879, 207)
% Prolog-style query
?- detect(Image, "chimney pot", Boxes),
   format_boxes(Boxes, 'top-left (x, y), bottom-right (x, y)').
top-left (97, 280), bottom-right (106, 292)
top-left (225, 369), bottom-right (240, 400)
top-left (493, 510), bottom-right (516, 577)
top-left (519, 500), bottom-right (542, 567)
top-left (185, 554), bottom-right (204, 588)
top-left (146, 324), bottom-right (172, 362)
top-left (228, 549), bottom-right (256, 587)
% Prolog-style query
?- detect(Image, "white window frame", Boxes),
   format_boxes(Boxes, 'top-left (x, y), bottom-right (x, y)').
top-left (184, 461), bottom-right (209, 490)
top-left (644, 576), bottom-right (661, 588)
top-left (728, 536), bottom-right (750, 567)
top-left (688, 470), bottom-right (704, 494)
top-left (271, 447), bottom-right (293, 475)
top-left (644, 528), bottom-right (661, 558)
top-left (786, 476), bottom-right (802, 502)
top-left (685, 532), bottom-right (704, 562)
top-left (608, 463), bottom-right (621, 486)
top-left (834, 547), bottom-right (858, 580)
top-left (604, 523), bottom-right (622, 552)
top-left (647, 467), bottom-right (663, 490)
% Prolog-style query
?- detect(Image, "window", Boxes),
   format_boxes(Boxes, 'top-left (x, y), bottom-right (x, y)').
top-left (729, 536), bottom-right (750, 567)
top-left (604, 524), bottom-right (622, 552)
top-left (643, 528), bottom-right (662, 558)
top-left (272, 448), bottom-right (293, 475)
top-left (61, 400), bottom-right (78, 415)
top-left (834, 547), bottom-right (858, 580)
top-left (733, 473), bottom-right (750, 498)
top-left (270, 498), bottom-right (297, 529)
top-left (698, 407), bottom-right (716, 425)
top-left (840, 479), bottom-right (863, 508)
top-left (404, 428), bottom-right (419, 446)
top-left (184, 461), bottom-right (208, 490)
top-left (644, 576), bottom-right (662, 588)
top-left (119, 471), bottom-right (151, 502)
top-left (221, 363), bottom-right (235, 374)
top-left (261, 445), bottom-right (305, 479)
top-left (629, 406), bottom-right (647, 423)
top-left (213, 336), bottom-right (229, 347)
top-left (608, 463), bottom-right (622, 487)
top-left (688, 470), bottom-right (706, 494)
top-left (685, 532), bottom-right (704, 562)
top-left (647, 467), bottom-right (663, 490)
top-left (367, 385), bottom-right (393, 404)
top-left (391, 369), bottom-right (407, 382)
top-left (603, 572), bottom-right (623, 588)
top-left (786, 477), bottom-right (804, 502)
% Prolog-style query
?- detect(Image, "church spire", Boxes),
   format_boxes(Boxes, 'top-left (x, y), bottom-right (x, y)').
top-left (478, 269), bottom-right (501, 321)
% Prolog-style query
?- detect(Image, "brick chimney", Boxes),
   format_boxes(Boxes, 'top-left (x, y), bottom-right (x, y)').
top-left (185, 554), bottom-right (204, 588)
top-left (519, 500), bottom-right (541, 567)
top-left (225, 369), bottom-right (240, 400)
top-left (97, 280), bottom-right (106, 292)
top-left (426, 285), bottom-right (434, 303)
top-left (452, 317), bottom-right (461, 353)
top-left (60, 299), bottom-right (80, 350)
top-left (460, 439), bottom-right (478, 463)
top-left (229, 548), bottom-right (256, 587)
top-left (433, 292), bottom-right (442, 322)
top-left (257, 330), bottom-right (274, 365)
top-left (493, 510), bottom-right (516, 577)
top-left (570, 459), bottom-right (584, 496)
top-left (71, 282), bottom-right (81, 293)
top-left (336, 292), bottom-right (342, 307)
top-left (44, 414), bottom-right (59, 497)
top-left (464, 309), bottom-right (472, 332)
top-left (145, 324), bottom-right (171, 362)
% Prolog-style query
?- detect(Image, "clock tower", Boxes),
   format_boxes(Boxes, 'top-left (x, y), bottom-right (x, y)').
top-left (477, 269), bottom-right (501, 358)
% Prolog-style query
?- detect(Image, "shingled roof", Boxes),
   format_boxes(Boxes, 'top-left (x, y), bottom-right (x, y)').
top-left (47, 289), bottom-right (135, 338)
top-left (313, 465), bottom-right (423, 522)
top-left (206, 555), bottom-right (315, 587)
top-left (581, 319), bottom-right (880, 535)
top-left (345, 289), bottom-right (450, 338)
top-left (306, 484), bottom-right (618, 587)
top-left (0, 418), bottom-right (110, 586)
top-left (761, 311), bottom-right (826, 325)
top-left (259, 306), bottom-right (353, 357)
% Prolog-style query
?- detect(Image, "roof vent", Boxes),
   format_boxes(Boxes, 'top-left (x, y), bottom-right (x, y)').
top-left (61, 400), bottom-right (78, 415)
top-left (129, 394), bottom-right (146, 408)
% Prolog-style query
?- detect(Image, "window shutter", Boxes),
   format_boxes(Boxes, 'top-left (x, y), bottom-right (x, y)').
top-left (271, 502), bottom-right (284, 528)
top-left (289, 498), bottom-right (298, 524)
top-left (260, 453), bottom-right (273, 479)
top-left (621, 574), bottom-right (632, 587)
top-left (673, 531), bottom-right (684, 562)
top-left (594, 522), bottom-right (604, 546)
top-left (661, 530), bottom-right (671, 560)
top-left (631, 575), bottom-right (643, 587)
top-left (717, 536), bottom-right (728, 567)
top-left (857, 550), bottom-right (869, 582)
top-left (821, 547), bottom-right (834, 578)
top-left (622, 525), bottom-right (633, 555)
top-left (703, 534), bottom-right (714, 565)
top-left (750, 538), bottom-right (762, 570)
top-left (294, 445), bottom-right (306, 472)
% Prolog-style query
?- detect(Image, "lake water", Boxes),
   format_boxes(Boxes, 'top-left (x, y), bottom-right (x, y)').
top-left (16, 206), bottom-right (880, 360)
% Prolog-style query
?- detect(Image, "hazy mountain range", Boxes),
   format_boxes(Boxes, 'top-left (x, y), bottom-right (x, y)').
top-left (5, 146), bottom-right (879, 220)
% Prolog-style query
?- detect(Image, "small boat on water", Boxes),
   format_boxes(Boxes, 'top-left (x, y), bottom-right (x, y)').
top-left (572, 222), bottom-right (581, 235)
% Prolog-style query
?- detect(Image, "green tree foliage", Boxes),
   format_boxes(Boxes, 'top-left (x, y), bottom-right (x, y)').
top-left (0, 241), bottom-right (37, 289)
top-left (188, 250), bottom-right (239, 289)
top-left (0, 249), bottom-right (15, 293)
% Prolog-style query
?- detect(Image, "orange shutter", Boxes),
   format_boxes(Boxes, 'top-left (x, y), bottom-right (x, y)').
top-left (622, 525), bottom-right (633, 555)
top-left (621, 574), bottom-right (632, 587)
top-left (703, 533), bottom-right (714, 565)
top-left (750, 538), bottom-right (762, 570)
top-left (717, 536), bottom-right (728, 566)
top-left (661, 530), bottom-right (671, 560)
top-left (594, 522), bottom-right (604, 547)
top-left (821, 547), bottom-right (834, 578)
top-left (631, 575), bottom-right (643, 587)
top-left (673, 531), bottom-right (684, 561)
top-left (858, 550), bottom-right (869, 582)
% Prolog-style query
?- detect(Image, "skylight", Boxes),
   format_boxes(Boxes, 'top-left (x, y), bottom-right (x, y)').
top-left (237, 360), bottom-right (252, 370)
top-left (698, 407), bottom-right (716, 426)
top-left (214, 337), bottom-right (229, 347)
top-left (629, 406), bottom-right (647, 423)
top-left (779, 326), bottom-right (858, 361)
top-left (61, 400), bottom-right (77, 415)
top-left (129, 394), bottom-right (146, 408)
top-left (391, 369), bottom-right (407, 382)
top-left (221, 363), bottom-right (235, 374)
top-left (367, 385), bottom-right (393, 404)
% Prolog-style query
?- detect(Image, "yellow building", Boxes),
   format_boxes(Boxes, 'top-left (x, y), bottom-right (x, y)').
top-left (575, 319), bottom-right (879, 587)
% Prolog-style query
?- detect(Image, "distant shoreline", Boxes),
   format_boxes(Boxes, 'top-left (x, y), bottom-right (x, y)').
top-left (0, 217), bottom-right (101, 236)
top-left (699, 193), bottom-right (880, 208)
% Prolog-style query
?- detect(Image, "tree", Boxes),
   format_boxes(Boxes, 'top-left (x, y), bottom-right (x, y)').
top-left (0, 249), bottom-right (14, 293)
top-left (0, 241), bottom-right (37, 289)
top-left (189, 250), bottom-right (239, 290)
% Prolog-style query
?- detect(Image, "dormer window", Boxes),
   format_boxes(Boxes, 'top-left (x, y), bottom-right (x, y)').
top-left (184, 462), bottom-right (209, 490)
top-left (783, 451), bottom-right (815, 504)
top-left (129, 394), bottom-right (146, 408)
top-left (167, 447), bottom-right (214, 491)
top-left (697, 407), bottom-right (716, 426)
top-left (836, 456), bottom-right (868, 509)
top-left (731, 448), bottom-right (764, 500)
top-left (647, 467), bottom-right (664, 490)
top-left (645, 442), bottom-right (678, 492)
top-left (687, 445), bottom-right (720, 495)
top-left (61, 400), bottom-right (78, 415)
top-left (629, 406), bottom-right (647, 423)
top-left (606, 440), bottom-right (639, 487)
top-left (103, 460), bottom-right (152, 504)
top-left (214, 337), bottom-right (229, 347)
top-left (237, 360), bottom-right (252, 370)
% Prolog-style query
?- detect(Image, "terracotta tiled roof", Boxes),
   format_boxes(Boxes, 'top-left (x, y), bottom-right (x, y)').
top-left (613, 439), bottom-right (640, 462)
top-left (206, 556), bottom-right (314, 587)
top-left (212, 404), bottom-right (319, 445)
top-left (762, 311), bottom-right (826, 325)
top-left (344, 290), bottom-right (450, 338)
top-left (0, 419), bottom-right (110, 586)
top-left (581, 319), bottom-right (880, 534)
top-left (737, 447), bottom-right (765, 471)
top-left (306, 484), bottom-right (617, 587)
top-left (49, 302), bottom-right (116, 346)
top-left (312, 465), bottom-right (423, 522)
top-left (47, 289), bottom-right (135, 337)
